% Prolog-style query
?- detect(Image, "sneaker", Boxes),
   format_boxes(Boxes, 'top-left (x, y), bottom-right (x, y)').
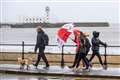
top-left (102, 64), bottom-right (107, 70)
top-left (83, 67), bottom-right (88, 70)
top-left (68, 66), bottom-right (74, 68)
top-left (89, 62), bottom-right (92, 68)
top-left (73, 68), bottom-right (80, 72)
top-left (33, 64), bottom-right (38, 69)
top-left (43, 66), bottom-right (49, 70)
top-left (82, 67), bottom-right (90, 71)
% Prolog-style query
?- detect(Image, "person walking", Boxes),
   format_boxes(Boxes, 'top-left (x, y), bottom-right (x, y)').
top-left (33, 26), bottom-right (49, 69)
top-left (75, 32), bottom-right (90, 70)
top-left (69, 30), bottom-right (81, 68)
top-left (69, 31), bottom-right (89, 70)
top-left (89, 31), bottom-right (107, 69)
top-left (82, 33), bottom-right (91, 67)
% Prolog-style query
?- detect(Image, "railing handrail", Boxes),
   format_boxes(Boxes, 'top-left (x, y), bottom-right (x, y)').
top-left (0, 43), bottom-right (120, 47)
top-left (0, 42), bottom-right (120, 68)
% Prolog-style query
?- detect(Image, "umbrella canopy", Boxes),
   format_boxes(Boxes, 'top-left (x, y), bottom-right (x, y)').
top-left (58, 28), bottom-right (71, 43)
top-left (57, 23), bottom-right (74, 46)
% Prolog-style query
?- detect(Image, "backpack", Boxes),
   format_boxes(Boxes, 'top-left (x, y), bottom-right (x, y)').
top-left (43, 33), bottom-right (49, 45)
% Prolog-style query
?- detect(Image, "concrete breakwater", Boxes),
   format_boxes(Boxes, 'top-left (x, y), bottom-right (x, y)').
top-left (0, 52), bottom-right (120, 67)
top-left (0, 22), bottom-right (109, 28)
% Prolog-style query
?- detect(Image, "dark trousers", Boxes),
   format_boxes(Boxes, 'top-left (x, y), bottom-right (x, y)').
top-left (85, 50), bottom-right (90, 56)
top-left (76, 53), bottom-right (89, 68)
top-left (89, 50), bottom-right (103, 66)
top-left (35, 46), bottom-right (49, 67)
top-left (82, 50), bottom-right (90, 67)
top-left (71, 52), bottom-right (79, 67)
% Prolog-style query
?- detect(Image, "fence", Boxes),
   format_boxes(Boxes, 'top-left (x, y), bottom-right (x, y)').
top-left (0, 41), bottom-right (120, 67)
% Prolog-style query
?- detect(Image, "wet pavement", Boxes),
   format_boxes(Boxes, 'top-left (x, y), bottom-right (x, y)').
top-left (0, 64), bottom-right (120, 79)
top-left (0, 73), bottom-right (119, 80)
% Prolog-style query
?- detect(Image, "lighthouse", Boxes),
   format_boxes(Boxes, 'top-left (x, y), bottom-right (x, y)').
top-left (45, 6), bottom-right (50, 23)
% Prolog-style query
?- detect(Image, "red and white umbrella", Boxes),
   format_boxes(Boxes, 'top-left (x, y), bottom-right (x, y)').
top-left (57, 23), bottom-right (74, 47)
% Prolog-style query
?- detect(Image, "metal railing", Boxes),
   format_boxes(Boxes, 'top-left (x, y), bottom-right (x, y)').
top-left (0, 41), bottom-right (120, 68)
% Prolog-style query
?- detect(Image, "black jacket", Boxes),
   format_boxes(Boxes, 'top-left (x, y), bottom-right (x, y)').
top-left (79, 35), bottom-right (86, 54)
top-left (36, 31), bottom-right (45, 47)
top-left (91, 37), bottom-right (106, 51)
top-left (85, 37), bottom-right (91, 51)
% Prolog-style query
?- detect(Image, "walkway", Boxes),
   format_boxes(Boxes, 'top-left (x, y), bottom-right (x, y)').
top-left (0, 64), bottom-right (120, 79)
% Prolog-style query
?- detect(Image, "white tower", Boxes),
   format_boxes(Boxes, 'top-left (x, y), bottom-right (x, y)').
top-left (45, 6), bottom-right (50, 23)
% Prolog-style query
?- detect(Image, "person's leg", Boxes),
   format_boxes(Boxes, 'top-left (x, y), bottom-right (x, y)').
top-left (42, 53), bottom-right (49, 67)
top-left (89, 51), bottom-right (96, 67)
top-left (34, 53), bottom-right (42, 67)
top-left (34, 47), bottom-right (44, 67)
top-left (96, 51), bottom-right (104, 66)
top-left (82, 50), bottom-right (89, 67)
top-left (40, 47), bottom-right (49, 67)
top-left (76, 53), bottom-right (82, 68)
top-left (70, 52), bottom-right (79, 68)
top-left (82, 54), bottom-right (90, 69)
top-left (86, 50), bottom-right (89, 56)
top-left (89, 51), bottom-right (96, 62)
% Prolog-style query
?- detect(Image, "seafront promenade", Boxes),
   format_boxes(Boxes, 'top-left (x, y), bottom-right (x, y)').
top-left (0, 52), bottom-right (120, 67)
top-left (0, 44), bottom-right (120, 79)
top-left (0, 52), bottom-right (120, 79)
top-left (0, 64), bottom-right (120, 79)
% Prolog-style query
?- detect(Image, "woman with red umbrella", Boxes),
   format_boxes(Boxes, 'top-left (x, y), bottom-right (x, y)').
top-left (69, 29), bottom-right (81, 68)
top-left (69, 29), bottom-right (90, 70)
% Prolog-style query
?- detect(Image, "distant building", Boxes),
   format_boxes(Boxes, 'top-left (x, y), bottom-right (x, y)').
top-left (0, 25), bottom-right (11, 28)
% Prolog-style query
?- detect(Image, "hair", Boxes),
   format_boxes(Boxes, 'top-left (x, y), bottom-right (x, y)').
top-left (36, 26), bottom-right (44, 32)
top-left (83, 32), bottom-right (90, 37)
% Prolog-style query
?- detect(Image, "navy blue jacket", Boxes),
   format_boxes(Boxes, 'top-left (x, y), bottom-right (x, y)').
top-left (91, 37), bottom-right (106, 51)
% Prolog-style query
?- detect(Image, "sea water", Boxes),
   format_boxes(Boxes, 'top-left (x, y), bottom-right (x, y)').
top-left (0, 24), bottom-right (120, 55)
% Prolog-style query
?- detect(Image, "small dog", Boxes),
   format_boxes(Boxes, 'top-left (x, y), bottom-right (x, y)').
top-left (18, 57), bottom-right (32, 70)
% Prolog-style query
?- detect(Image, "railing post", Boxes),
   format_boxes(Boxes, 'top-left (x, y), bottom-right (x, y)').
top-left (22, 41), bottom-right (24, 59)
top-left (61, 45), bottom-right (64, 67)
top-left (104, 46), bottom-right (107, 70)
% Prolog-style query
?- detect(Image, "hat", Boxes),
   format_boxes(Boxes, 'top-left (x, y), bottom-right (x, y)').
top-left (93, 31), bottom-right (100, 37)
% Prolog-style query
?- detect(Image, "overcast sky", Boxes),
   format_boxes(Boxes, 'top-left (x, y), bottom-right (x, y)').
top-left (0, 0), bottom-right (119, 23)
